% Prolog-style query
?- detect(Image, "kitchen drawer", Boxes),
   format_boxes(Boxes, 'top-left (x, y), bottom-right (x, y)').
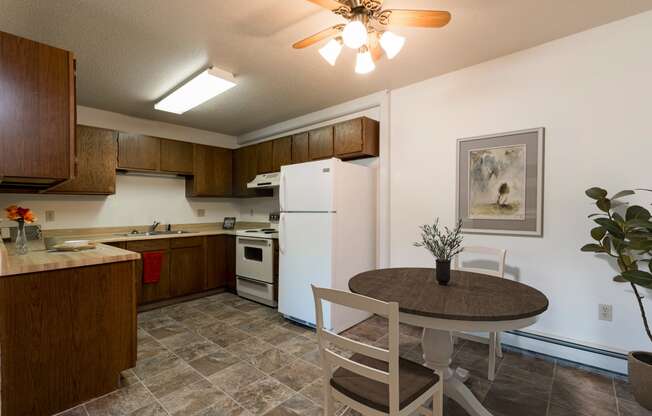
top-left (170, 236), bottom-right (204, 249)
top-left (125, 239), bottom-right (169, 252)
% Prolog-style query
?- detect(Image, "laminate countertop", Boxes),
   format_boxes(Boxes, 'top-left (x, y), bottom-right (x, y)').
top-left (0, 239), bottom-right (140, 277)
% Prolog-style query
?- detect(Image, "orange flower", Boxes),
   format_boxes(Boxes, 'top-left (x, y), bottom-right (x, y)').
top-left (4, 205), bottom-right (36, 223)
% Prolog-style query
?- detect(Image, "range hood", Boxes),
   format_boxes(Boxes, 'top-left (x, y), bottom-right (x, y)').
top-left (247, 172), bottom-right (280, 189)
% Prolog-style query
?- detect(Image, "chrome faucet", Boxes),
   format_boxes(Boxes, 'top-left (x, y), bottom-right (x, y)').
top-left (149, 221), bottom-right (161, 232)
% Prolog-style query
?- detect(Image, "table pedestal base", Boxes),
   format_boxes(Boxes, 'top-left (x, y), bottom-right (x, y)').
top-left (422, 328), bottom-right (493, 416)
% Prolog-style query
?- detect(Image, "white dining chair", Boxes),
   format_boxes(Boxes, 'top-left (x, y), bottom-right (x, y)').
top-left (452, 246), bottom-right (507, 381)
top-left (311, 285), bottom-right (443, 416)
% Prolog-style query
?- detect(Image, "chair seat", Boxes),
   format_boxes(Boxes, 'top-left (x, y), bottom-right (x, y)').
top-left (330, 354), bottom-right (440, 412)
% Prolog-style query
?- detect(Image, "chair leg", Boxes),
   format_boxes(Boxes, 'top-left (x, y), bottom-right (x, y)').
top-left (488, 332), bottom-right (497, 381)
top-left (324, 382), bottom-right (335, 416)
top-left (432, 383), bottom-right (443, 416)
top-left (496, 332), bottom-right (503, 358)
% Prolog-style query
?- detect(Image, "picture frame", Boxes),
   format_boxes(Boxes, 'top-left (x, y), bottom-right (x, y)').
top-left (456, 128), bottom-right (545, 236)
top-left (222, 217), bottom-right (236, 230)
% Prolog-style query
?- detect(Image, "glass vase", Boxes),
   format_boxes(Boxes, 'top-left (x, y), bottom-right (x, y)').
top-left (14, 221), bottom-right (28, 255)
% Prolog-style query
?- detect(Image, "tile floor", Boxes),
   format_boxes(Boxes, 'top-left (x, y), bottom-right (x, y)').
top-left (57, 292), bottom-right (650, 416)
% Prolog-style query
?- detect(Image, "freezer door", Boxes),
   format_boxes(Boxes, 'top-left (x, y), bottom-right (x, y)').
top-left (280, 159), bottom-right (335, 212)
top-left (278, 212), bottom-right (333, 328)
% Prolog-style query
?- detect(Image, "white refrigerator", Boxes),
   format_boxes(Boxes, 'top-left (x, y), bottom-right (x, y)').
top-left (278, 158), bottom-right (376, 332)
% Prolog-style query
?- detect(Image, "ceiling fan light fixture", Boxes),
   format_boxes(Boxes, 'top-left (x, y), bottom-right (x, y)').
top-left (355, 47), bottom-right (375, 74)
top-left (319, 37), bottom-right (343, 66)
top-left (342, 20), bottom-right (368, 49)
top-left (379, 31), bottom-right (405, 59)
top-left (155, 67), bottom-right (236, 114)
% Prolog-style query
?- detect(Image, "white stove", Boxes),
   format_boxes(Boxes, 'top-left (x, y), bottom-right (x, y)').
top-left (235, 228), bottom-right (278, 239)
top-left (235, 227), bottom-right (278, 307)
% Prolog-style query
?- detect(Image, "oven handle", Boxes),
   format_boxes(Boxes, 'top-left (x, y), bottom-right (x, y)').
top-left (237, 237), bottom-right (270, 246)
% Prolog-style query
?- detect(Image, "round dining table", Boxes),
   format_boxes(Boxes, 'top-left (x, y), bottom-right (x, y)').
top-left (349, 268), bottom-right (549, 416)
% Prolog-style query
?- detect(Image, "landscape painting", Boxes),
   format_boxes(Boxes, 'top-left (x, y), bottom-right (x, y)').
top-left (468, 144), bottom-right (526, 220)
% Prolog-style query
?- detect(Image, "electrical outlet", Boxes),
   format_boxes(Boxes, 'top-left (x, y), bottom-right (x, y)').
top-left (250, 209), bottom-right (254, 217)
top-left (196, 209), bottom-right (206, 218)
top-left (45, 210), bottom-right (55, 222)
top-left (599, 304), bottom-right (613, 322)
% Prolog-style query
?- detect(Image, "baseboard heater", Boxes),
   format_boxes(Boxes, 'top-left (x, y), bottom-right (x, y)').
top-left (507, 330), bottom-right (627, 361)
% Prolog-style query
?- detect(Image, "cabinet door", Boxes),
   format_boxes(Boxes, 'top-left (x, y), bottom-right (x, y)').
top-left (170, 240), bottom-right (205, 297)
top-left (47, 126), bottom-right (117, 195)
top-left (126, 239), bottom-right (171, 305)
top-left (0, 31), bottom-right (75, 181)
top-left (232, 146), bottom-right (258, 197)
top-left (205, 235), bottom-right (228, 290)
top-left (291, 133), bottom-right (310, 164)
top-left (117, 133), bottom-right (161, 171)
top-left (256, 141), bottom-right (273, 174)
top-left (188, 145), bottom-right (232, 197)
top-left (272, 136), bottom-right (292, 172)
top-left (225, 235), bottom-right (236, 291)
top-left (309, 127), bottom-right (334, 160)
top-left (161, 139), bottom-right (193, 174)
top-left (334, 117), bottom-right (379, 159)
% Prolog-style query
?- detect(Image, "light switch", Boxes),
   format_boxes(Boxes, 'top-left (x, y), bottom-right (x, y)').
top-left (196, 209), bottom-right (206, 218)
top-left (45, 210), bottom-right (55, 222)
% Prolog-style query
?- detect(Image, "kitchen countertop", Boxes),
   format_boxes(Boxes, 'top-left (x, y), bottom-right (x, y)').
top-left (0, 222), bottom-right (270, 277)
top-left (0, 239), bottom-right (140, 277)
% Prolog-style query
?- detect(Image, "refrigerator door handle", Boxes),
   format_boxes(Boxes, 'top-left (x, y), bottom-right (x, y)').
top-left (280, 171), bottom-right (287, 212)
top-left (279, 213), bottom-right (286, 254)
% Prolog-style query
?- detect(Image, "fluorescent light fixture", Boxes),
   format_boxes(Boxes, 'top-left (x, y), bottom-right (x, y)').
top-left (342, 20), bottom-right (368, 49)
top-left (355, 47), bottom-right (375, 74)
top-left (379, 31), bottom-right (405, 59)
top-left (319, 37), bottom-right (343, 66)
top-left (155, 67), bottom-right (236, 114)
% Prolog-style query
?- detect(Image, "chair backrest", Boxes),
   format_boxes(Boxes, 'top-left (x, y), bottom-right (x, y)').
top-left (452, 246), bottom-right (507, 278)
top-left (312, 285), bottom-right (401, 415)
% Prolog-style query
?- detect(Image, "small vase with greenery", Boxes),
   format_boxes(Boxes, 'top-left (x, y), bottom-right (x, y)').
top-left (581, 187), bottom-right (652, 409)
top-left (414, 218), bottom-right (464, 285)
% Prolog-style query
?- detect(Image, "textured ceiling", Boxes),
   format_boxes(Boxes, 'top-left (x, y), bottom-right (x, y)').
top-left (1, 0), bottom-right (651, 136)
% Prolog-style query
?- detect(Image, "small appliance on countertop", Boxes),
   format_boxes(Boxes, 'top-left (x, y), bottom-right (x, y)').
top-left (235, 214), bottom-right (280, 307)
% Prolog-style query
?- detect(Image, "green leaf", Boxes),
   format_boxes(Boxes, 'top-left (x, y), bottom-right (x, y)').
top-left (586, 187), bottom-right (608, 200)
top-left (622, 270), bottom-right (652, 288)
top-left (612, 190), bottom-right (635, 200)
top-left (597, 198), bottom-right (611, 213)
top-left (613, 275), bottom-right (627, 283)
top-left (626, 205), bottom-right (651, 221)
top-left (594, 218), bottom-right (625, 239)
top-left (591, 227), bottom-right (606, 241)
top-left (625, 219), bottom-right (652, 230)
top-left (649, 260), bottom-right (652, 274)
top-left (613, 213), bottom-right (625, 225)
top-left (628, 239), bottom-right (652, 251)
top-left (602, 236), bottom-right (612, 253)
top-left (588, 213), bottom-right (608, 219)
top-left (581, 244), bottom-right (605, 253)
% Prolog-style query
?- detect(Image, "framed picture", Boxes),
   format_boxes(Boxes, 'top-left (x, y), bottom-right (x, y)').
top-left (456, 128), bottom-right (544, 236)
top-left (222, 217), bottom-right (236, 230)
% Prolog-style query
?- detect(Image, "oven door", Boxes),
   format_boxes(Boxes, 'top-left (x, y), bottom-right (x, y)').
top-left (236, 236), bottom-right (274, 283)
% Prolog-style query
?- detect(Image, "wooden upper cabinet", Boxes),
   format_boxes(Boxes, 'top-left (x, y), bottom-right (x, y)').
top-left (47, 126), bottom-right (117, 195)
top-left (292, 133), bottom-right (310, 164)
top-left (117, 133), bottom-right (161, 171)
top-left (187, 144), bottom-right (232, 197)
top-left (0, 30), bottom-right (76, 187)
top-left (309, 126), bottom-right (334, 160)
top-left (272, 136), bottom-right (292, 172)
top-left (232, 145), bottom-right (259, 197)
top-left (334, 117), bottom-right (379, 159)
top-left (256, 141), bottom-right (273, 174)
top-left (160, 139), bottom-right (193, 174)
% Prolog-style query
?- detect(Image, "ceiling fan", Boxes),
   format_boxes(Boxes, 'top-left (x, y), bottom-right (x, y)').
top-left (293, 0), bottom-right (451, 74)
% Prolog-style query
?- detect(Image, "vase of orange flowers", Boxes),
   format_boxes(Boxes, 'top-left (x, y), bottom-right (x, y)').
top-left (5, 205), bottom-right (36, 255)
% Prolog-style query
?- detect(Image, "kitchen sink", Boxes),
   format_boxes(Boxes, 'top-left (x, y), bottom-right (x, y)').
top-left (113, 230), bottom-right (195, 237)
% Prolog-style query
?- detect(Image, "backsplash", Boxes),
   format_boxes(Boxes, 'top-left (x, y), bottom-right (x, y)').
top-left (0, 174), bottom-right (278, 230)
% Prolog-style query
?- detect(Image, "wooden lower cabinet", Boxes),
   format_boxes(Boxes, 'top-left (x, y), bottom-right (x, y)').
top-left (205, 235), bottom-right (228, 290)
top-left (125, 239), bottom-right (171, 304)
top-left (170, 237), bottom-right (206, 297)
top-left (225, 235), bottom-right (236, 292)
top-left (0, 261), bottom-right (136, 416)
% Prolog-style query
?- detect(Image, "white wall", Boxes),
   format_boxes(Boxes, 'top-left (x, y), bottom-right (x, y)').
top-left (0, 107), bottom-right (274, 229)
top-left (389, 9), bottom-right (652, 359)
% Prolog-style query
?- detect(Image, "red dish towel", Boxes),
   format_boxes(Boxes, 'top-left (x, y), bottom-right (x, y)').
top-left (143, 251), bottom-right (163, 284)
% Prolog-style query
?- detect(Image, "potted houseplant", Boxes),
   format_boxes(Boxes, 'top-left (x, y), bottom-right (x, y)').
top-left (414, 218), bottom-right (463, 285)
top-left (4, 205), bottom-right (36, 255)
top-left (581, 187), bottom-right (652, 410)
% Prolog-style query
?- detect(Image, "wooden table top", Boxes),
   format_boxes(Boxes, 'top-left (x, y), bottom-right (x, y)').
top-left (349, 268), bottom-right (549, 322)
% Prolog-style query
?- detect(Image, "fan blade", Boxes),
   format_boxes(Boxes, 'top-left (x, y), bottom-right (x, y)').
top-left (369, 32), bottom-right (383, 61)
top-left (379, 9), bottom-right (451, 28)
top-left (293, 26), bottom-right (341, 49)
top-left (306, 0), bottom-right (350, 12)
